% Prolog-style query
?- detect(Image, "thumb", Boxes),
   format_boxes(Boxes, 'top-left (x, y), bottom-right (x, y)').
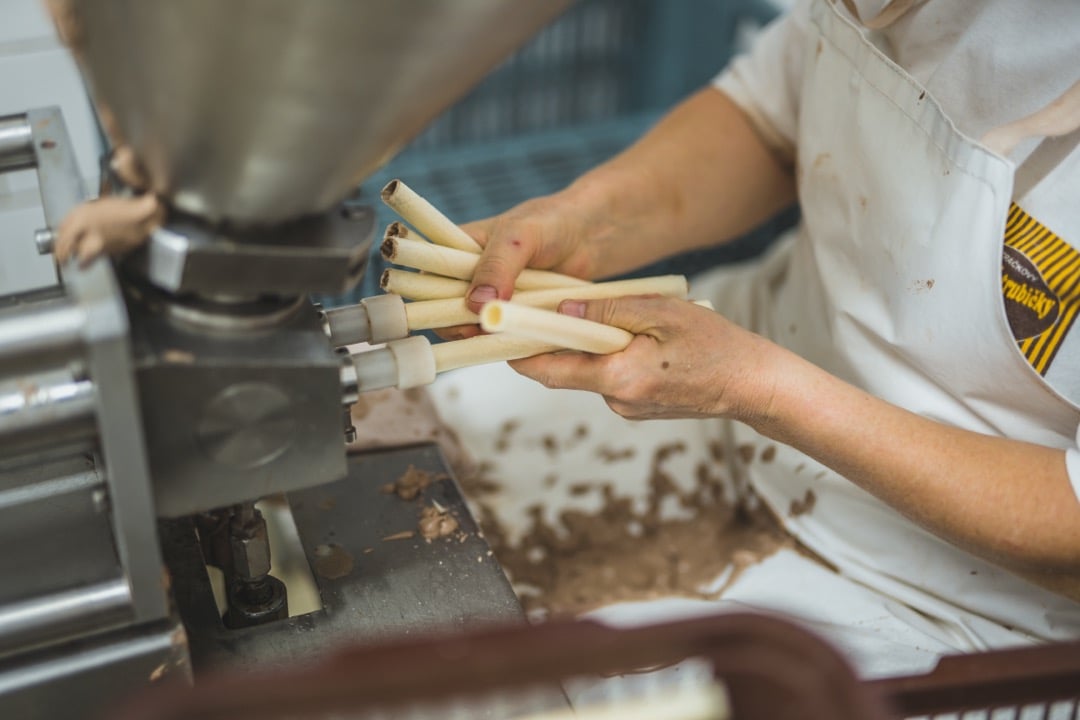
top-left (465, 224), bottom-right (536, 314)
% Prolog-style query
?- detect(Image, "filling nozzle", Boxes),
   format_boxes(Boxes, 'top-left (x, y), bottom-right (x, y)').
top-left (319, 294), bottom-right (408, 347)
top-left (347, 331), bottom-right (562, 395)
top-left (347, 336), bottom-right (437, 393)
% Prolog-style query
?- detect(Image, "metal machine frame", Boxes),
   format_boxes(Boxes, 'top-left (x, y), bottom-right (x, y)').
top-left (0, 106), bottom-right (187, 718)
top-left (0, 105), bottom-right (538, 720)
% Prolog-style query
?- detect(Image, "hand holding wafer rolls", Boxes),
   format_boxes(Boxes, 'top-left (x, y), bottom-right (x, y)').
top-left (381, 235), bottom-right (589, 291)
top-left (500, 293), bottom-right (771, 421)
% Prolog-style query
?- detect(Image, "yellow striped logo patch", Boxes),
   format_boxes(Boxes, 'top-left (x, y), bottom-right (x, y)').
top-left (1002, 202), bottom-right (1080, 375)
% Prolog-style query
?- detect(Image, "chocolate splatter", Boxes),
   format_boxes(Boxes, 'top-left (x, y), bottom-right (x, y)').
top-left (597, 445), bottom-right (636, 463)
top-left (737, 444), bottom-right (756, 463)
top-left (352, 396), bottom-right (371, 420)
top-left (494, 419), bottom-right (520, 453)
top-left (418, 504), bottom-right (460, 541)
top-left (380, 464), bottom-right (446, 501)
top-left (760, 445), bottom-right (777, 463)
top-left (474, 445), bottom-right (792, 617)
top-left (459, 461), bottom-right (501, 497)
top-left (313, 543), bottom-right (354, 580)
top-left (788, 489), bottom-right (816, 518)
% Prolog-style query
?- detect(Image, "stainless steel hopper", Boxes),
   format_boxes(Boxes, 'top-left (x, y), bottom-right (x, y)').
top-left (73, 0), bottom-right (573, 225)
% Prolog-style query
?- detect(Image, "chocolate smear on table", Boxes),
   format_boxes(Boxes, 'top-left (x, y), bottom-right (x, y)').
top-left (473, 442), bottom-right (797, 617)
top-left (380, 464), bottom-right (448, 501)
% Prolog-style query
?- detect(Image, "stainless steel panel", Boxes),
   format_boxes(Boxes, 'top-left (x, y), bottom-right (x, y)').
top-left (63, 259), bottom-right (170, 625)
top-left (25, 107), bottom-right (86, 231)
top-left (129, 297), bottom-right (346, 517)
top-left (73, 0), bottom-right (574, 225)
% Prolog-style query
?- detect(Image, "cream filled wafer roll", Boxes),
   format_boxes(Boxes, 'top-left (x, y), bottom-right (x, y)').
top-left (382, 236), bottom-right (589, 290)
top-left (380, 268), bottom-right (470, 300)
top-left (383, 263), bottom-right (684, 302)
top-left (480, 301), bottom-right (633, 355)
top-left (381, 179), bottom-right (483, 253)
top-left (401, 274), bottom-right (689, 331)
top-left (383, 221), bottom-right (429, 244)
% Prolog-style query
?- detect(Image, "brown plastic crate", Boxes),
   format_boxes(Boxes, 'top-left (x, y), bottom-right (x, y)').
top-left (106, 612), bottom-right (1080, 720)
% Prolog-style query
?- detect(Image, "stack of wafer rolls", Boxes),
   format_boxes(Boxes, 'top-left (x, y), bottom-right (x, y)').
top-left (356, 179), bottom-right (698, 386)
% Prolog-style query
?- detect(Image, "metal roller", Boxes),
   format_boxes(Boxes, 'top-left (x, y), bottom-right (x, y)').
top-left (0, 377), bottom-right (96, 455)
top-left (0, 114), bottom-right (33, 172)
top-left (0, 301), bottom-right (85, 371)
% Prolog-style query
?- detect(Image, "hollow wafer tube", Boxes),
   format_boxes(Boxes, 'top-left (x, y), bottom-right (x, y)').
top-left (382, 236), bottom-right (589, 290)
top-left (400, 274), bottom-right (688, 331)
top-left (430, 334), bottom-right (561, 374)
top-left (381, 179), bottom-right (483, 253)
top-left (380, 269), bottom-right (470, 300)
top-left (480, 301), bottom-right (633, 355)
top-left (382, 264), bottom-right (681, 302)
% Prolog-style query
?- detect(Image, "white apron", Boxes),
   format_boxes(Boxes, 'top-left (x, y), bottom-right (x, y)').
top-left (427, 0), bottom-right (1080, 682)
top-left (693, 0), bottom-right (1080, 654)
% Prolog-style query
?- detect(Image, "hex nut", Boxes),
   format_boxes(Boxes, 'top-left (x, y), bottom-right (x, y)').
top-left (229, 519), bottom-right (271, 580)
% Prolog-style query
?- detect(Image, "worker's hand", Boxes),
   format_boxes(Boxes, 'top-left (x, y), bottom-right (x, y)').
top-left (508, 295), bottom-right (782, 423)
top-left (463, 194), bottom-right (598, 311)
top-left (54, 192), bottom-right (165, 268)
top-left (432, 194), bottom-right (597, 341)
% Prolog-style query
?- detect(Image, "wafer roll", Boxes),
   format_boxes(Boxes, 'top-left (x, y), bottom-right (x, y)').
top-left (480, 301), bottom-right (633, 355)
top-left (401, 274), bottom-right (688, 331)
top-left (430, 334), bottom-right (562, 373)
top-left (383, 221), bottom-right (429, 245)
top-left (381, 236), bottom-right (589, 290)
top-left (380, 269), bottom-right (470, 300)
top-left (381, 179), bottom-right (482, 253)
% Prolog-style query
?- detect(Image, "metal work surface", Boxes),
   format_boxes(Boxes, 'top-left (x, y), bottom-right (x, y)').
top-left (163, 444), bottom-right (527, 673)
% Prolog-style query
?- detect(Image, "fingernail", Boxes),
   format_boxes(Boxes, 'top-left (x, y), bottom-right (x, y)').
top-left (560, 300), bottom-right (585, 318)
top-left (469, 285), bottom-right (498, 304)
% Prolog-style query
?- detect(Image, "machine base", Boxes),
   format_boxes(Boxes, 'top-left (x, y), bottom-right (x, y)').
top-left (161, 443), bottom-right (528, 673)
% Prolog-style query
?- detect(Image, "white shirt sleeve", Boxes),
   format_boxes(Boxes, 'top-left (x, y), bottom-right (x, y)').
top-left (711, 0), bottom-right (814, 162)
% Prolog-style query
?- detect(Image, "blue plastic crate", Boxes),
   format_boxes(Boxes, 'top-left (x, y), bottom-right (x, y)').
top-left (329, 0), bottom-right (792, 306)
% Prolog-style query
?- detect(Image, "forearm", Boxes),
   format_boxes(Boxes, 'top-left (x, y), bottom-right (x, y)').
top-left (557, 87), bottom-right (796, 276)
top-left (752, 345), bottom-right (1080, 598)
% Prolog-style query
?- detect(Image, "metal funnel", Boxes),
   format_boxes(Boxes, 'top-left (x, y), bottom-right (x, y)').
top-left (72, 1), bottom-right (573, 226)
